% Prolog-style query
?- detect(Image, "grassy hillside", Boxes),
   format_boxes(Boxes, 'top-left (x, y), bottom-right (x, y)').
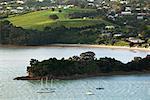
top-left (8, 8), bottom-right (113, 30)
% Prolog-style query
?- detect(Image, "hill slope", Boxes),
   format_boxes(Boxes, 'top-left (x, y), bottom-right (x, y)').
top-left (8, 8), bottom-right (113, 30)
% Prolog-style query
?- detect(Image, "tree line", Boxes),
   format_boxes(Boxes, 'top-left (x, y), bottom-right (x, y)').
top-left (27, 51), bottom-right (150, 78)
top-left (0, 20), bottom-right (105, 45)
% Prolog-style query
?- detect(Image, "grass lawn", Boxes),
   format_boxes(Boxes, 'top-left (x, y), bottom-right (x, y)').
top-left (114, 41), bottom-right (129, 46)
top-left (8, 8), bottom-right (113, 30)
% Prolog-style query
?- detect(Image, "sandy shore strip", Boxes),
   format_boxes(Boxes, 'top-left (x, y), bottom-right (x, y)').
top-left (0, 44), bottom-right (150, 52)
top-left (50, 44), bottom-right (150, 52)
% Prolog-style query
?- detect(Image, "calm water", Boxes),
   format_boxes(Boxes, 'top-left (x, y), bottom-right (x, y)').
top-left (0, 46), bottom-right (150, 100)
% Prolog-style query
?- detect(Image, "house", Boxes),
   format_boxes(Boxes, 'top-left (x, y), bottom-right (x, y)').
top-left (88, 3), bottom-right (95, 6)
top-left (6, 7), bottom-right (12, 10)
top-left (110, 0), bottom-right (119, 2)
top-left (114, 33), bottom-right (122, 37)
top-left (0, 10), bottom-right (6, 13)
top-left (37, 0), bottom-right (44, 2)
top-left (125, 7), bottom-right (131, 11)
top-left (105, 25), bottom-right (115, 30)
top-left (136, 8), bottom-right (141, 11)
top-left (0, 6), bottom-right (3, 10)
top-left (64, 5), bottom-right (74, 9)
top-left (101, 32), bottom-right (112, 37)
top-left (137, 16), bottom-right (143, 20)
top-left (121, 11), bottom-right (132, 15)
top-left (10, 9), bottom-right (19, 13)
top-left (120, 0), bottom-right (128, 4)
top-left (17, 7), bottom-right (24, 10)
top-left (16, 1), bottom-right (25, 4)
top-left (127, 37), bottom-right (145, 44)
top-left (40, 7), bottom-right (48, 10)
top-left (87, 0), bottom-right (95, 2)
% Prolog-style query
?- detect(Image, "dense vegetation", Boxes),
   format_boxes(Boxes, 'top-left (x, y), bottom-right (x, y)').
top-left (0, 20), bottom-right (106, 45)
top-left (26, 51), bottom-right (150, 79)
top-left (1, 19), bottom-right (150, 46)
top-left (0, 7), bottom-right (149, 46)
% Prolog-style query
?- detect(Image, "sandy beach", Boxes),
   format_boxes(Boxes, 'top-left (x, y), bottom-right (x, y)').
top-left (49, 44), bottom-right (150, 52)
top-left (0, 44), bottom-right (150, 52)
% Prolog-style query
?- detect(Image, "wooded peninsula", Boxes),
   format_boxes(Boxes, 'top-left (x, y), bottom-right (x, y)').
top-left (14, 51), bottom-right (150, 80)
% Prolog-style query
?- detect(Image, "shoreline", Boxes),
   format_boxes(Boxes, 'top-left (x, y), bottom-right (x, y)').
top-left (0, 44), bottom-right (150, 52)
top-left (14, 71), bottom-right (150, 80)
top-left (50, 44), bottom-right (150, 52)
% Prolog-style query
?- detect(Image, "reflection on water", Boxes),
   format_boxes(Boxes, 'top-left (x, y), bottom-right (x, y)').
top-left (0, 46), bottom-right (150, 100)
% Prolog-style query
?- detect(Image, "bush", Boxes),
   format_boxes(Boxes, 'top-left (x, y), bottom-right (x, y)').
top-left (49, 14), bottom-right (59, 20)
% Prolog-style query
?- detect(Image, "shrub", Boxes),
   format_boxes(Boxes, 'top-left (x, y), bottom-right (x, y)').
top-left (49, 14), bottom-right (59, 20)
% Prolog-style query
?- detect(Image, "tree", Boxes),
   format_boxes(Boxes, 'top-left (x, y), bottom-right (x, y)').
top-left (80, 51), bottom-right (95, 61)
top-left (58, 9), bottom-right (62, 13)
top-left (51, 8), bottom-right (55, 11)
top-left (129, 42), bottom-right (134, 47)
top-left (30, 59), bottom-right (39, 66)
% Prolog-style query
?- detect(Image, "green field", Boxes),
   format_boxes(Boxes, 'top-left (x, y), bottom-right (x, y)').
top-left (8, 8), bottom-right (113, 30)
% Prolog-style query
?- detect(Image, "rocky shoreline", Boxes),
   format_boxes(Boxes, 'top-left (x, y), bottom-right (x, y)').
top-left (14, 71), bottom-right (150, 80)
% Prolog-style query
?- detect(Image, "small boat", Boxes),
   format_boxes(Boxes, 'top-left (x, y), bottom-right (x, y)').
top-left (37, 77), bottom-right (55, 93)
top-left (85, 81), bottom-right (94, 95)
top-left (96, 87), bottom-right (104, 90)
top-left (96, 80), bottom-right (104, 90)
top-left (45, 78), bottom-right (56, 91)
top-left (85, 91), bottom-right (94, 95)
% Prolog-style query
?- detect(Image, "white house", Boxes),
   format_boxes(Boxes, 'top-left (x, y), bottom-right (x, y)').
top-left (121, 11), bottom-right (132, 15)
top-left (10, 9), bottom-right (19, 13)
top-left (6, 7), bottom-right (12, 10)
top-left (110, 0), bottom-right (119, 2)
top-left (87, 0), bottom-right (95, 2)
top-left (120, 0), bottom-right (128, 4)
top-left (137, 16), bottom-right (143, 20)
top-left (105, 25), bottom-right (115, 29)
top-left (37, 0), bottom-right (44, 2)
top-left (114, 33), bottom-right (122, 37)
top-left (16, 1), bottom-right (25, 4)
top-left (17, 7), bottom-right (24, 10)
top-left (0, 6), bottom-right (3, 10)
top-left (127, 37), bottom-right (145, 44)
top-left (125, 7), bottom-right (131, 11)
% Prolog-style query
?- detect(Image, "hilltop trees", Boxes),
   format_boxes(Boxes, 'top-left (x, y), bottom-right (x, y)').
top-left (30, 59), bottom-right (39, 66)
top-left (80, 51), bottom-right (95, 61)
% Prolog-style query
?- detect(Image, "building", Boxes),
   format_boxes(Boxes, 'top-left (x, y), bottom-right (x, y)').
top-left (127, 37), bottom-right (145, 44)
top-left (17, 7), bottom-right (24, 10)
top-left (121, 11), bottom-right (132, 15)
top-left (16, 1), bottom-right (25, 4)
top-left (137, 16), bottom-right (143, 20)
top-left (105, 25), bottom-right (115, 30)
top-left (120, 0), bottom-right (128, 4)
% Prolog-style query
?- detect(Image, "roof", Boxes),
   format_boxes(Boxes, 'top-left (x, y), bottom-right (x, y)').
top-left (127, 38), bottom-right (145, 43)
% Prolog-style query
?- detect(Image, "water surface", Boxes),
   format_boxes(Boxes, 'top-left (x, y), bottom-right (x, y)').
top-left (0, 46), bottom-right (150, 100)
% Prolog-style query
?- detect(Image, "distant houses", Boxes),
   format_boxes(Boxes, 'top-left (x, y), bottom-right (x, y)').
top-left (127, 37), bottom-right (145, 44)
